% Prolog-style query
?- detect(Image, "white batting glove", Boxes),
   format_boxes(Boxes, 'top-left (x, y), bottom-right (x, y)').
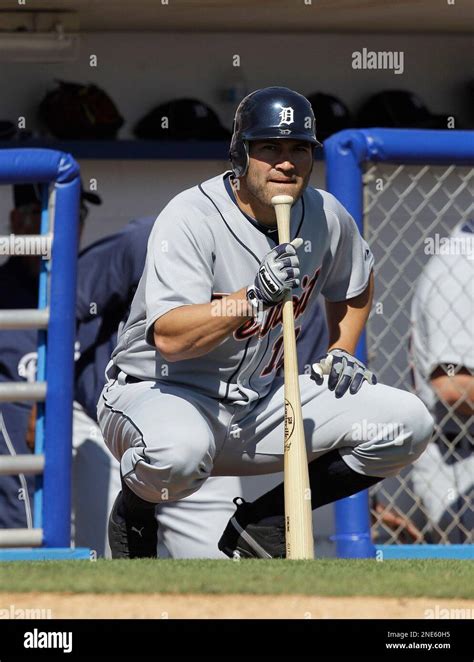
top-left (246, 238), bottom-right (303, 310)
top-left (311, 349), bottom-right (377, 398)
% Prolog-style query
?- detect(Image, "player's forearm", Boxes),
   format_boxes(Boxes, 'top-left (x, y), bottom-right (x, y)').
top-left (325, 271), bottom-right (374, 354)
top-left (153, 287), bottom-right (253, 361)
top-left (430, 371), bottom-right (474, 416)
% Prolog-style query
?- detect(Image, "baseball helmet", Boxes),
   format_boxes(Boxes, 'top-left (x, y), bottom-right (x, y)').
top-left (229, 86), bottom-right (322, 177)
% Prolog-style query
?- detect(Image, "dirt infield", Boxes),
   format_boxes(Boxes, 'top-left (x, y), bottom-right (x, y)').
top-left (2, 592), bottom-right (474, 619)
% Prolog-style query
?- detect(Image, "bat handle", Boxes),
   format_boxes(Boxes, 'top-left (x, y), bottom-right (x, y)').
top-left (271, 195), bottom-right (294, 244)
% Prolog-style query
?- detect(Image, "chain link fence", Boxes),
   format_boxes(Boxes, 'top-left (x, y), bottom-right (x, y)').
top-left (363, 163), bottom-right (474, 545)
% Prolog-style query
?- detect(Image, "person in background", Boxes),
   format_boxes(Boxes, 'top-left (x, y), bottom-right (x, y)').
top-left (0, 183), bottom-right (101, 534)
top-left (410, 219), bottom-right (474, 543)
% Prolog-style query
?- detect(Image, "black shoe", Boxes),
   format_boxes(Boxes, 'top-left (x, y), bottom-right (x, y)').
top-left (108, 491), bottom-right (158, 559)
top-left (218, 497), bottom-right (286, 559)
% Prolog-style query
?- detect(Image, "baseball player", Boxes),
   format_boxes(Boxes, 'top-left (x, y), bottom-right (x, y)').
top-left (75, 211), bottom-right (327, 558)
top-left (410, 219), bottom-right (474, 542)
top-left (98, 87), bottom-right (434, 559)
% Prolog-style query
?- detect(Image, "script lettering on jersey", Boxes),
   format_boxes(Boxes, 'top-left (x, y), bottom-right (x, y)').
top-left (260, 325), bottom-right (302, 376)
top-left (235, 267), bottom-right (320, 377)
top-left (235, 267), bottom-right (320, 342)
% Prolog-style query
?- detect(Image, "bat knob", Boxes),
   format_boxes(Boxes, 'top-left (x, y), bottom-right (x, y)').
top-left (271, 195), bottom-right (294, 207)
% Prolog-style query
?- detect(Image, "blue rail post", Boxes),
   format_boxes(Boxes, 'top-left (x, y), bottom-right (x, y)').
top-left (325, 130), bottom-right (376, 558)
top-left (0, 148), bottom-right (80, 555)
top-left (42, 175), bottom-right (81, 547)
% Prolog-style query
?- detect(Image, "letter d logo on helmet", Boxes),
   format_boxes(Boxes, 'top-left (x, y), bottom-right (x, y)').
top-left (229, 87), bottom-right (321, 177)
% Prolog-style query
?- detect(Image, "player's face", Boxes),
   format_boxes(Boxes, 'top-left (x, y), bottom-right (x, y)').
top-left (10, 203), bottom-right (87, 236)
top-left (245, 139), bottom-right (314, 207)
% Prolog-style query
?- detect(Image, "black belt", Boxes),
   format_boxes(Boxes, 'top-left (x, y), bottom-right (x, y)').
top-left (125, 374), bottom-right (141, 384)
top-left (107, 364), bottom-right (142, 385)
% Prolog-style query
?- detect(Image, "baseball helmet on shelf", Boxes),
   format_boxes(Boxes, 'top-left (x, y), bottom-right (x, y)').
top-left (229, 86), bottom-right (322, 177)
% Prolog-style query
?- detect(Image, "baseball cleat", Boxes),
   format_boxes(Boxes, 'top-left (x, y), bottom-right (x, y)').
top-left (218, 497), bottom-right (286, 559)
top-left (108, 491), bottom-right (158, 559)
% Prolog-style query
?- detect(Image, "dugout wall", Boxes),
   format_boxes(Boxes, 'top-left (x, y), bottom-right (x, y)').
top-left (325, 128), bottom-right (474, 560)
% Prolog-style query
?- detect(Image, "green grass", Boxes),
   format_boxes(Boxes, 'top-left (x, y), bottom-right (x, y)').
top-left (0, 559), bottom-right (473, 599)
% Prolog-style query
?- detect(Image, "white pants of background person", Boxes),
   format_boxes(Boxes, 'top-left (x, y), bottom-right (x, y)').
top-left (411, 441), bottom-right (474, 541)
top-left (72, 402), bottom-right (121, 557)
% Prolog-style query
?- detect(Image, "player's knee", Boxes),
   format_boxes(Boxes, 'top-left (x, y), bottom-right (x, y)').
top-left (169, 444), bottom-right (212, 488)
top-left (378, 391), bottom-right (434, 469)
top-left (150, 432), bottom-right (214, 501)
top-left (399, 392), bottom-right (434, 462)
top-left (350, 391), bottom-right (434, 477)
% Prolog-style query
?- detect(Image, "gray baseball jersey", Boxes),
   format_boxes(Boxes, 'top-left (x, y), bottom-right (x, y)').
top-left (111, 171), bottom-right (374, 405)
top-left (411, 221), bottom-right (474, 435)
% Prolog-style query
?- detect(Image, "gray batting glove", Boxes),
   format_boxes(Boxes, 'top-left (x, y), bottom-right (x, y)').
top-left (311, 349), bottom-right (377, 398)
top-left (246, 238), bottom-right (303, 309)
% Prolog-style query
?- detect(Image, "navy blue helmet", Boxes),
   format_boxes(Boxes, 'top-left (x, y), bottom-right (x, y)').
top-left (229, 87), bottom-right (321, 177)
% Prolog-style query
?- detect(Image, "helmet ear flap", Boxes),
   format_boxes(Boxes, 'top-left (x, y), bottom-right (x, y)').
top-left (230, 139), bottom-right (249, 178)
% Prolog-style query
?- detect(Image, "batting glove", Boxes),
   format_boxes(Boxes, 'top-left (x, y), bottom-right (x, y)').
top-left (247, 238), bottom-right (303, 310)
top-left (311, 348), bottom-right (377, 398)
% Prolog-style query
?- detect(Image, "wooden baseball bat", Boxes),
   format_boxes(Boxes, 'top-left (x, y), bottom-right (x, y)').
top-left (271, 194), bottom-right (314, 560)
